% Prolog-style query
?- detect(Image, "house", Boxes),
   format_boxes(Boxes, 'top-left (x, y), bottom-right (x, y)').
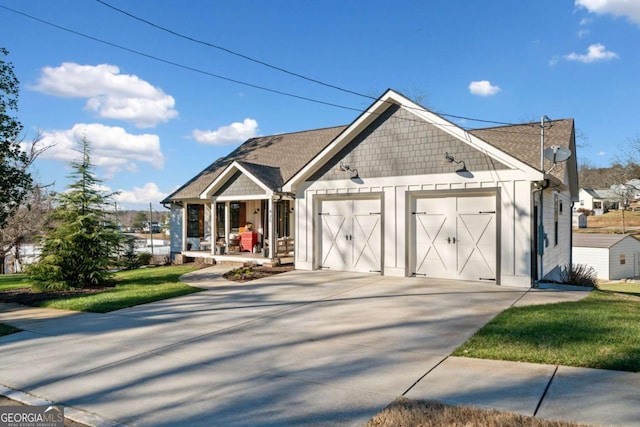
top-left (577, 188), bottom-right (620, 215)
top-left (163, 89), bottom-right (578, 287)
top-left (572, 233), bottom-right (640, 280)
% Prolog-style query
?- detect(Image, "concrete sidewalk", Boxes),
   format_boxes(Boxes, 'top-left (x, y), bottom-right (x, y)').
top-left (406, 356), bottom-right (640, 427)
top-left (0, 268), bottom-right (637, 426)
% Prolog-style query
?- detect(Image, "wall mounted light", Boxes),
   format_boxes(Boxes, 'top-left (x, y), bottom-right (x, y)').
top-left (443, 152), bottom-right (468, 172)
top-left (253, 208), bottom-right (260, 214)
top-left (339, 161), bottom-right (359, 179)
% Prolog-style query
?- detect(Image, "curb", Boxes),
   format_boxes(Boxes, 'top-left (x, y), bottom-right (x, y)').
top-left (0, 384), bottom-right (126, 427)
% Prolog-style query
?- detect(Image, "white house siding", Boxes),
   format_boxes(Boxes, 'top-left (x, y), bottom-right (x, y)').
top-left (296, 169), bottom-right (538, 287)
top-left (609, 238), bottom-right (640, 279)
top-left (539, 190), bottom-right (573, 281)
top-left (573, 237), bottom-right (640, 280)
top-left (574, 247), bottom-right (610, 280)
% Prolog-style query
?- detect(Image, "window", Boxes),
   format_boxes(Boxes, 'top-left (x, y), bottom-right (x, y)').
top-left (621, 254), bottom-right (626, 265)
top-left (277, 200), bottom-right (291, 238)
top-left (216, 203), bottom-right (225, 239)
top-left (187, 204), bottom-right (204, 238)
top-left (230, 202), bottom-right (246, 232)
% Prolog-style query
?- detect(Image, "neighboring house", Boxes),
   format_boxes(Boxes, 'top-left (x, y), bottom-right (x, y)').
top-left (164, 89), bottom-right (578, 287)
top-left (578, 188), bottom-right (620, 215)
top-left (573, 233), bottom-right (640, 280)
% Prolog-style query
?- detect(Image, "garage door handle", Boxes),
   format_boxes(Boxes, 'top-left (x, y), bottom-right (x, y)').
top-left (345, 234), bottom-right (352, 240)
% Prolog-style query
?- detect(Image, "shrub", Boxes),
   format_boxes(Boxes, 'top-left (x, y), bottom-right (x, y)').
top-left (137, 252), bottom-right (153, 266)
top-left (561, 263), bottom-right (597, 287)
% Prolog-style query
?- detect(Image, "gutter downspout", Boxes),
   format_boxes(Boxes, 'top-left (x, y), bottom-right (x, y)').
top-left (537, 115), bottom-right (552, 284)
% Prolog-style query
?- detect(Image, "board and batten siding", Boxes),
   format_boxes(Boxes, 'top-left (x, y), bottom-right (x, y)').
top-left (295, 169), bottom-right (536, 286)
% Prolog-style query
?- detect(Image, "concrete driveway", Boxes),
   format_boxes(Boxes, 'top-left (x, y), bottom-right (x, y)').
top-left (0, 269), bottom-right (581, 426)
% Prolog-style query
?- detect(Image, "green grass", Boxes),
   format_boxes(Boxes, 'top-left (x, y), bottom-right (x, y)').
top-left (36, 265), bottom-right (202, 313)
top-left (598, 282), bottom-right (640, 297)
top-left (454, 291), bottom-right (640, 372)
top-left (0, 274), bottom-right (31, 290)
top-left (0, 323), bottom-right (20, 337)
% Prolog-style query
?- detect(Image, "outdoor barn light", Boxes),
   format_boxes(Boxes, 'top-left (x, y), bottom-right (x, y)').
top-left (442, 152), bottom-right (467, 171)
top-left (339, 161), bottom-right (359, 179)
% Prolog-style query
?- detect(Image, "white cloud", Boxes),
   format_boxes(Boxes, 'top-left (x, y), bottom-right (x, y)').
top-left (192, 118), bottom-right (259, 145)
top-left (564, 43), bottom-right (619, 62)
top-left (39, 123), bottom-right (164, 178)
top-left (32, 63), bottom-right (178, 128)
top-left (578, 28), bottom-right (591, 37)
top-left (468, 80), bottom-right (501, 97)
top-left (114, 182), bottom-right (168, 207)
top-left (576, 0), bottom-right (640, 24)
top-left (598, 151), bottom-right (606, 156)
top-left (549, 55), bottom-right (561, 66)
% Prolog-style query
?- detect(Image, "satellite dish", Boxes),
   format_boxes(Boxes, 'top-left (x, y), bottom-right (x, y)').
top-left (544, 146), bottom-right (572, 163)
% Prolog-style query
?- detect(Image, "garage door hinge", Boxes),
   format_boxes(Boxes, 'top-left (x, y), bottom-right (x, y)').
top-left (369, 270), bottom-right (381, 273)
top-left (479, 277), bottom-right (496, 281)
top-left (412, 211), bottom-right (427, 215)
top-left (412, 272), bottom-right (427, 277)
top-left (319, 265), bottom-right (330, 269)
top-left (369, 212), bottom-right (381, 215)
top-left (479, 211), bottom-right (496, 214)
top-left (318, 212), bottom-right (329, 215)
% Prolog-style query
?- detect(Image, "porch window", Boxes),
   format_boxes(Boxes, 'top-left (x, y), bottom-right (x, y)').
top-left (187, 204), bottom-right (204, 238)
top-left (230, 202), bottom-right (246, 233)
top-left (277, 200), bottom-right (291, 237)
top-left (216, 203), bottom-right (225, 239)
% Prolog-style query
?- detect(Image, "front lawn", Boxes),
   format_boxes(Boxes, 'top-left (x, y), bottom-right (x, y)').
top-left (0, 265), bottom-right (202, 313)
top-left (454, 291), bottom-right (640, 372)
top-left (598, 282), bottom-right (640, 297)
top-left (0, 274), bottom-right (31, 291)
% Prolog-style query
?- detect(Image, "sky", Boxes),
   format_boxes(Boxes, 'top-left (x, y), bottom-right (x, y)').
top-left (1, 0), bottom-right (639, 209)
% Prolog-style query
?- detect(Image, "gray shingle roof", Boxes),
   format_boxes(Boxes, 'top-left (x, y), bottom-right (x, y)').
top-left (164, 112), bottom-right (576, 204)
top-left (163, 125), bottom-right (347, 202)
top-left (573, 233), bottom-right (637, 249)
top-left (582, 188), bottom-right (619, 200)
top-left (469, 119), bottom-right (575, 182)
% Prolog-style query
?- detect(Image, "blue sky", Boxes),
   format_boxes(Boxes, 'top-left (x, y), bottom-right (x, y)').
top-left (1, 0), bottom-right (638, 209)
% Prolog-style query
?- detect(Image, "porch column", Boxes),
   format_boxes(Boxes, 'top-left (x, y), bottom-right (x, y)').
top-left (210, 199), bottom-right (216, 254)
top-left (224, 201), bottom-right (231, 251)
top-left (268, 198), bottom-right (275, 260)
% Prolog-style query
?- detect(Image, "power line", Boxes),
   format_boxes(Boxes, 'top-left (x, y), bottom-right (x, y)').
top-left (93, 0), bottom-right (516, 127)
top-left (2, 4), bottom-right (529, 130)
top-left (95, 0), bottom-right (372, 101)
top-left (0, 4), bottom-right (363, 113)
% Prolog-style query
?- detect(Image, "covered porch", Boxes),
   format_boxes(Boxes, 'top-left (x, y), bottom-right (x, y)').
top-left (180, 195), bottom-right (294, 264)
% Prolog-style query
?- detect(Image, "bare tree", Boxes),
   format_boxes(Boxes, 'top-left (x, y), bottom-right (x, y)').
top-left (0, 132), bottom-right (53, 273)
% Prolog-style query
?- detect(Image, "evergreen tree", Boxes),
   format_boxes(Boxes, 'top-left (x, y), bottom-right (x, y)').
top-left (29, 137), bottom-right (123, 290)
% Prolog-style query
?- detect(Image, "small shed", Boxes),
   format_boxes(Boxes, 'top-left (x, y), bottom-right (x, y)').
top-left (572, 233), bottom-right (640, 280)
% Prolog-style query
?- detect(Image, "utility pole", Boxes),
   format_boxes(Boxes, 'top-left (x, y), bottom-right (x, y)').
top-left (149, 202), bottom-right (154, 256)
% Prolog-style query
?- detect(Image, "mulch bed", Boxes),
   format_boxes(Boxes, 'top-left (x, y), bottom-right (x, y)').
top-left (223, 265), bottom-right (294, 282)
top-left (0, 287), bottom-right (107, 306)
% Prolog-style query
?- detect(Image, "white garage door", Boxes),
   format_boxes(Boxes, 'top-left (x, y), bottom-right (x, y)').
top-left (412, 195), bottom-right (496, 281)
top-left (318, 198), bottom-right (382, 273)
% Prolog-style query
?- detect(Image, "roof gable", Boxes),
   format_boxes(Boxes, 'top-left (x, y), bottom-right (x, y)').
top-left (163, 125), bottom-right (346, 203)
top-left (283, 89), bottom-right (547, 192)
